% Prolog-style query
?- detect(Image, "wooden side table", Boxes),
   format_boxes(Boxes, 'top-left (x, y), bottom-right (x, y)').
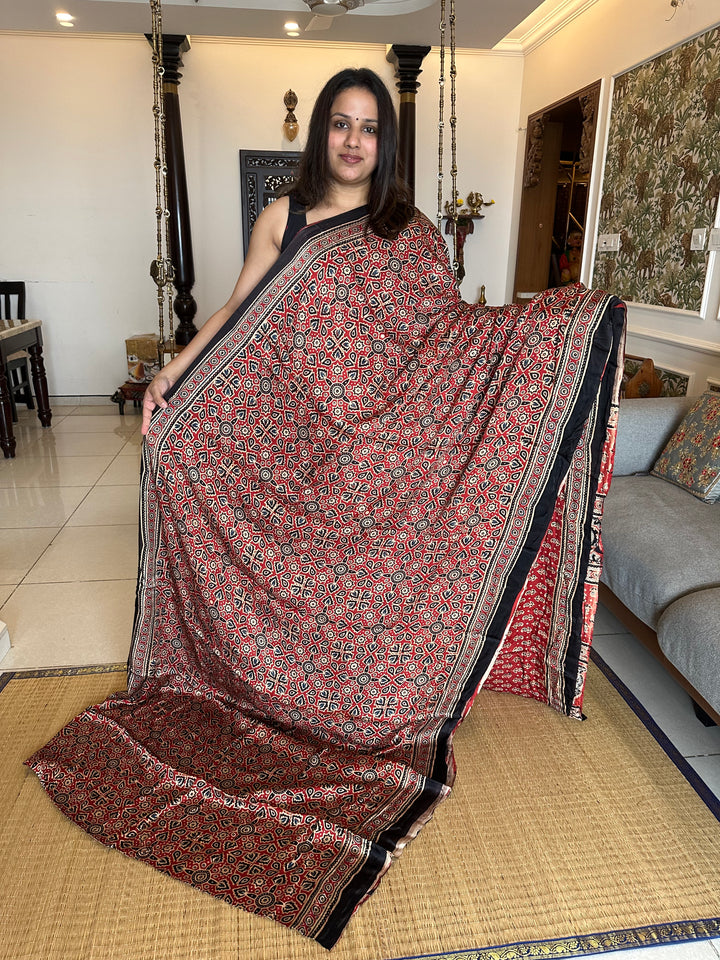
top-left (0, 318), bottom-right (52, 458)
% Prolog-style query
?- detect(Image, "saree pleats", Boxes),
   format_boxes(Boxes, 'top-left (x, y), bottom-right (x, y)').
top-left (27, 209), bottom-right (625, 948)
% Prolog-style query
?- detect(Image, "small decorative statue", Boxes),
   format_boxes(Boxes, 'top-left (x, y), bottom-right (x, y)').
top-left (466, 191), bottom-right (492, 217)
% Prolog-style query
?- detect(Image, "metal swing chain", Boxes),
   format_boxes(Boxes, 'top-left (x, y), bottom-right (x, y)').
top-left (448, 0), bottom-right (459, 278)
top-left (149, 0), bottom-right (175, 365)
top-left (436, 0), bottom-right (446, 232)
top-left (437, 0), bottom-right (460, 280)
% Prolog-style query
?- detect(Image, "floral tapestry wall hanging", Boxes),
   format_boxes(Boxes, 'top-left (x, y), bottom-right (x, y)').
top-left (595, 26), bottom-right (720, 311)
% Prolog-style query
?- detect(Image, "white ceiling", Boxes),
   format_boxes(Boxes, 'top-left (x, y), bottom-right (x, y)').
top-left (0, 0), bottom-right (555, 49)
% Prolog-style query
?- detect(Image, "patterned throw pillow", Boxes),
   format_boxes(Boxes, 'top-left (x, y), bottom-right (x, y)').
top-left (651, 392), bottom-right (720, 502)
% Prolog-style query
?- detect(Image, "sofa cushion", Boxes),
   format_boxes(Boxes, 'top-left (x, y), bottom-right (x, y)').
top-left (613, 397), bottom-right (692, 476)
top-left (651, 392), bottom-right (720, 502)
top-left (658, 587), bottom-right (720, 715)
top-left (600, 475), bottom-right (720, 628)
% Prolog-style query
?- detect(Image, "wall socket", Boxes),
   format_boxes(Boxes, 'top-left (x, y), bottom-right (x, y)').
top-left (690, 228), bottom-right (708, 251)
top-left (708, 228), bottom-right (720, 252)
top-left (598, 233), bottom-right (621, 252)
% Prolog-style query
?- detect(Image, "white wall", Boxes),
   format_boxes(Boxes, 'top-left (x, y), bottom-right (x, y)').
top-left (0, 33), bottom-right (156, 397)
top-left (513, 0), bottom-right (720, 393)
top-left (414, 46), bottom-right (525, 306)
top-left (0, 32), bottom-right (524, 396)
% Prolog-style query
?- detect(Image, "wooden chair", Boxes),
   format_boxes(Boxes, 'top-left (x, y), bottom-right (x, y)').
top-left (624, 356), bottom-right (663, 399)
top-left (0, 282), bottom-right (34, 421)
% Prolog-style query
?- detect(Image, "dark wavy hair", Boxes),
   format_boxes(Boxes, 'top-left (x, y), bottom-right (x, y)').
top-left (290, 68), bottom-right (414, 240)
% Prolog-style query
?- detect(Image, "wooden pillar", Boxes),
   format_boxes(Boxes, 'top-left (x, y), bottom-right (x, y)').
top-left (147, 34), bottom-right (198, 345)
top-left (386, 44), bottom-right (431, 202)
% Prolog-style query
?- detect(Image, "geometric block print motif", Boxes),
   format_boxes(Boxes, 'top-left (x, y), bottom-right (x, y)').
top-left (595, 25), bottom-right (720, 311)
top-left (27, 208), bottom-right (626, 949)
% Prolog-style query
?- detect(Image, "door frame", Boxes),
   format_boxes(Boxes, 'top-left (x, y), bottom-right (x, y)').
top-left (512, 80), bottom-right (602, 303)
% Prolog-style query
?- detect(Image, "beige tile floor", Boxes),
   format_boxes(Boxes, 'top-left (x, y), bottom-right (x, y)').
top-left (0, 402), bottom-right (141, 670)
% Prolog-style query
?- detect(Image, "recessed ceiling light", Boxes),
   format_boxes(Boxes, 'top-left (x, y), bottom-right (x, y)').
top-left (286, 31), bottom-right (300, 37)
top-left (56, 12), bottom-right (75, 25)
top-left (284, 21), bottom-right (300, 30)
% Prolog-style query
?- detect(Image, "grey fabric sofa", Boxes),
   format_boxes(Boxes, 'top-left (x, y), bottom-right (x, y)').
top-left (598, 396), bottom-right (720, 724)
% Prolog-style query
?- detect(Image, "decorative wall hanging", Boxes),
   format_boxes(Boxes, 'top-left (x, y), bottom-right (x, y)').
top-left (283, 90), bottom-right (299, 142)
top-left (594, 25), bottom-right (720, 311)
top-left (577, 93), bottom-right (596, 178)
top-left (442, 193), bottom-right (495, 282)
top-left (523, 115), bottom-right (546, 189)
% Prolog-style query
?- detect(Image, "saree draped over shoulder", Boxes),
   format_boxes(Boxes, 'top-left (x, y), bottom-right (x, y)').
top-left (28, 209), bottom-right (625, 949)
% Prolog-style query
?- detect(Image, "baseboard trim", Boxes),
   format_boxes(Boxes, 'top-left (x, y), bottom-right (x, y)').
top-left (50, 396), bottom-right (116, 406)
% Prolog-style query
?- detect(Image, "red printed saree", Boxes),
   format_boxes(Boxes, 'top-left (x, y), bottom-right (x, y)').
top-left (27, 208), bottom-right (625, 949)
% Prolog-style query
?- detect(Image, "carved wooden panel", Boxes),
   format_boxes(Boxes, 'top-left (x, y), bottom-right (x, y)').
top-left (239, 150), bottom-right (301, 256)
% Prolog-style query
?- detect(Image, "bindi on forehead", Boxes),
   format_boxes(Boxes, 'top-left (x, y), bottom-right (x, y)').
top-left (332, 111), bottom-right (378, 123)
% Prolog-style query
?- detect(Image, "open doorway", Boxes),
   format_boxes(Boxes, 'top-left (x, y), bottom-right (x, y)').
top-left (512, 81), bottom-right (601, 304)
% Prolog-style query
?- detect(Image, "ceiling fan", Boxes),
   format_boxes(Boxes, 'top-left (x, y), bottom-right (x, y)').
top-left (302, 0), bottom-right (384, 32)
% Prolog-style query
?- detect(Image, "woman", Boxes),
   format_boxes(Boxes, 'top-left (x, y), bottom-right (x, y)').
top-left (29, 67), bottom-right (625, 950)
top-left (141, 67), bottom-right (414, 436)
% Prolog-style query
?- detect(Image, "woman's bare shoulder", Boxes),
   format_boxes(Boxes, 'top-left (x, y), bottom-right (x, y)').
top-left (249, 195), bottom-right (290, 252)
top-left (256, 195), bottom-right (290, 229)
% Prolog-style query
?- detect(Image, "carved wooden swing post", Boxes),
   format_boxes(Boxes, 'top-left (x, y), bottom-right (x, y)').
top-left (386, 44), bottom-right (431, 202)
top-left (146, 32), bottom-right (199, 348)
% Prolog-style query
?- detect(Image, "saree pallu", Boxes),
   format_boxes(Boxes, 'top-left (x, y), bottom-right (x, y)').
top-left (28, 208), bottom-right (625, 949)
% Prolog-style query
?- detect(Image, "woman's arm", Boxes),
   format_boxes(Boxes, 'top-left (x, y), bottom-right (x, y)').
top-left (141, 198), bottom-right (288, 435)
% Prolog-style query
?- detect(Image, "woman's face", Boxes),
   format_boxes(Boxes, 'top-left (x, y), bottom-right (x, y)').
top-left (326, 87), bottom-right (379, 192)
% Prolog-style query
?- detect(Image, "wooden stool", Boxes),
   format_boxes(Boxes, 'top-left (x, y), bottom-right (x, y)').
top-left (111, 380), bottom-right (147, 415)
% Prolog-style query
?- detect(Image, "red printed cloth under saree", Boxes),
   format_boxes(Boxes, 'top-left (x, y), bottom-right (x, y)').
top-left (27, 208), bottom-right (625, 949)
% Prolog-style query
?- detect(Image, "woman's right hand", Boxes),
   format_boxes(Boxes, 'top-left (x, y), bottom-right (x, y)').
top-left (141, 371), bottom-right (178, 435)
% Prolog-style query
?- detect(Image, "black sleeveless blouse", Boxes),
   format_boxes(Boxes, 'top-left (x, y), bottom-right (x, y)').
top-left (280, 195), bottom-right (307, 252)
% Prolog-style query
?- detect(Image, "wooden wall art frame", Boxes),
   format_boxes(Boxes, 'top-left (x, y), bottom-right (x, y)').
top-left (239, 150), bottom-right (301, 256)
